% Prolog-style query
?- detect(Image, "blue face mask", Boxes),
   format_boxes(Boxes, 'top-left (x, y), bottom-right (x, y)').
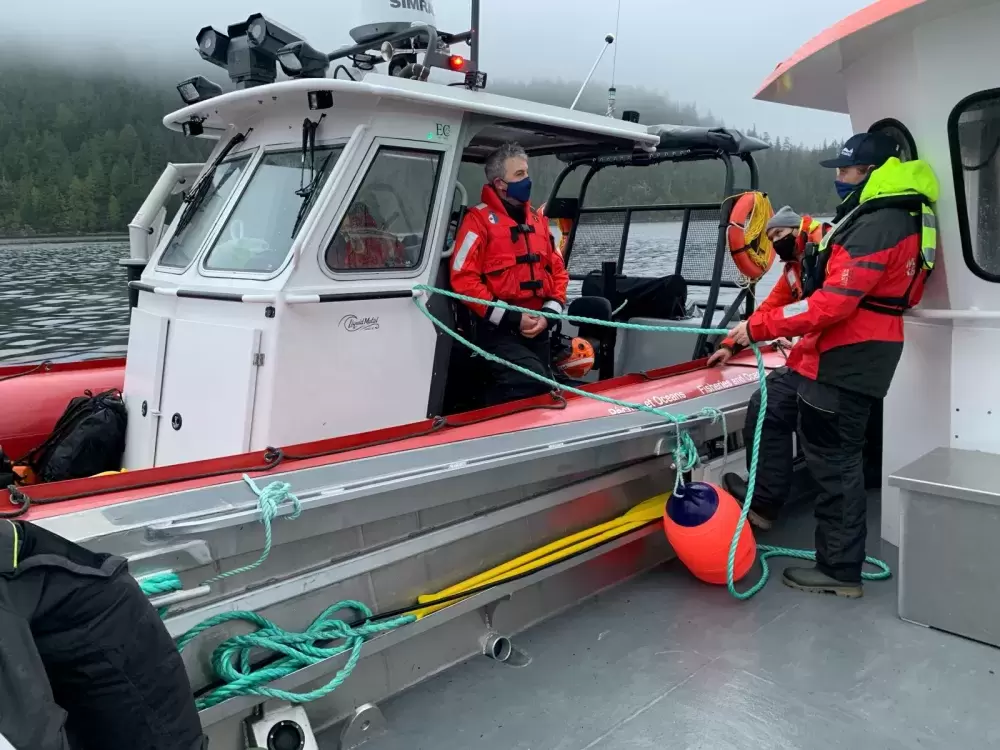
top-left (505, 176), bottom-right (532, 203)
top-left (835, 174), bottom-right (870, 201)
top-left (835, 180), bottom-right (857, 200)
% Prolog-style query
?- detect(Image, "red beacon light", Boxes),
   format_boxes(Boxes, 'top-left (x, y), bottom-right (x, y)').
top-left (447, 54), bottom-right (467, 71)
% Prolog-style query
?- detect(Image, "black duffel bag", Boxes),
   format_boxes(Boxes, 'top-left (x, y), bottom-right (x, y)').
top-left (581, 272), bottom-right (688, 320)
top-left (24, 389), bottom-right (128, 483)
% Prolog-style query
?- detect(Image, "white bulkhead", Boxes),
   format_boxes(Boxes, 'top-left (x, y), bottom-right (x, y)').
top-left (758, 0), bottom-right (1000, 546)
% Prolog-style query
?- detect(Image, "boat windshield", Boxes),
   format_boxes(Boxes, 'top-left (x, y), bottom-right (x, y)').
top-left (204, 146), bottom-right (344, 274)
top-left (158, 154), bottom-right (252, 268)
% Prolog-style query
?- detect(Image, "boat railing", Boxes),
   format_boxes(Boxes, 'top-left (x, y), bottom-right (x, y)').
top-left (564, 202), bottom-right (747, 290)
top-left (547, 139), bottom-right (762, 359)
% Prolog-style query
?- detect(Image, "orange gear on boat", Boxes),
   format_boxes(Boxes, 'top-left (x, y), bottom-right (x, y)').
top-left (555, 337), bottom-right (595, 379)
top-left (555, 217), bottom-right (574, 257)
top-left (726, 191), bottom-right (776, 281)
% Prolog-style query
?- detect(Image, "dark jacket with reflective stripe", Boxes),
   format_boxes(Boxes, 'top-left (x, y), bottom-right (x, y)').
top-left (0, 521), bottom-right (205, 750)
top-left (748, 196), bottom-right (928, 398)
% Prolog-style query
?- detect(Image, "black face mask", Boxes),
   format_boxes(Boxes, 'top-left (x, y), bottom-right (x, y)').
top-left (772, 234), bottom-right (798, 262)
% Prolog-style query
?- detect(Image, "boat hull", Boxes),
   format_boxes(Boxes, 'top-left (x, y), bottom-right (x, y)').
top-left (2, 353), bottom-right (776, 746)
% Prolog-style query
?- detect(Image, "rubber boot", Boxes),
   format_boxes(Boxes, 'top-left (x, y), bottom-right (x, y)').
top-left (781, 566), bottom-right (863, 598)
top-left (721, 473), bottom-right (773, 531)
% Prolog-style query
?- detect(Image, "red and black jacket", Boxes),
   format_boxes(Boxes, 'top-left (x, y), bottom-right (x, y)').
top-left (450, 186), bottom-right (569, 332)
top-left (748, 194), bottom-right (930, 398)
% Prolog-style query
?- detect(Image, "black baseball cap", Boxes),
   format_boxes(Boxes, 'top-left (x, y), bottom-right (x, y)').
top-left (820, 132), bottom-right (901, 168)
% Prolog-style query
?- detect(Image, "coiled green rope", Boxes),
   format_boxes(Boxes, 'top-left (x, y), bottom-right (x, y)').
top-left (175, 601), bottom-right (415, 709)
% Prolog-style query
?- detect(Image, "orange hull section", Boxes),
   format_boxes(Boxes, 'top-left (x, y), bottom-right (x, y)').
top-left (0, 358), bottom-right (125, 462)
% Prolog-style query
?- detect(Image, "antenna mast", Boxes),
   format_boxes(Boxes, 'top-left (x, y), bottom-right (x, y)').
top-left (570, 34), bottom-right (616, 111)
top-left (607, 0), bottom-right (622, 117)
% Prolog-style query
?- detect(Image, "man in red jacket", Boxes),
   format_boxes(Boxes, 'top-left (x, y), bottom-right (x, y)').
top-left (450, 143), bottom-right (570, 406)
top-left (724, 132), bottom-right (937, 598)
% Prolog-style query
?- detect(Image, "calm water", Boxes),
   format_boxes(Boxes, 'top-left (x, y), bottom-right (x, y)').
top-left (1, 239), bottom-right (132, 365)
top-left (1, 223), bottom-right (779, 365)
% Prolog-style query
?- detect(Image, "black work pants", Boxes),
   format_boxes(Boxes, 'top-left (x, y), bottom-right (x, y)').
top-left (0, 522), bottom-right (205, 750)
top-left (476, 326), bottom-right (554, 407)
top-left (743, 368), bottom-right (874, 582)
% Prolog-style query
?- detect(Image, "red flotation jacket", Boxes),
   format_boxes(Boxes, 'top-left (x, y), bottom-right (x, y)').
top-left (450, 186), bottom-right (569, 329)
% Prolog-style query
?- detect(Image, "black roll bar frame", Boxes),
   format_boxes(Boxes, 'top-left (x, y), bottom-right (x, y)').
top-left (546, 147), bottom-right (761, 362)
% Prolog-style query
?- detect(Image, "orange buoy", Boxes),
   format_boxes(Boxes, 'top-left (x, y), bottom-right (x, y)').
top-left (662, 481), bottom-right (756, 585)
top-left (725, 191), bottom-right (775, 281)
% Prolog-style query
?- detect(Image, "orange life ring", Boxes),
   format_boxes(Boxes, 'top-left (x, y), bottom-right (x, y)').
top-left (725, 191), bottom-right (775, 281)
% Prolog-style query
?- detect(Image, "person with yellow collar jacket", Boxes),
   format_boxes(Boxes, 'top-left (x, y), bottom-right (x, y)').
top-left (724, 132), bottom-right (937, 598)
top-left (0, 519), bottom-right (206, 750)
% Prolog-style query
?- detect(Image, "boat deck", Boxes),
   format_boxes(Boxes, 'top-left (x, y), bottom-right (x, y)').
top-left (321, 494), bottom-right (1000, 749)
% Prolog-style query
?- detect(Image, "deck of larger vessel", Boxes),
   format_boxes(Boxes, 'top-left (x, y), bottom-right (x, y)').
top-left (321, 494), bottom-right (1000, 749)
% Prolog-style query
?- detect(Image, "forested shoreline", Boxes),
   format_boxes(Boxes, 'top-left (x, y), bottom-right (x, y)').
top-left (0, 62), bottom-right (845, 237)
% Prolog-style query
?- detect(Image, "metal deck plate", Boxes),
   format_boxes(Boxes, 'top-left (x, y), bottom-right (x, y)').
top-left (319, 495), bottom-right (1000, 750)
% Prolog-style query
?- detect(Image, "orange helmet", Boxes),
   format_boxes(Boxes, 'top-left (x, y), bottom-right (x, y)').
top-left (555, 337), bottom-right (595, 379)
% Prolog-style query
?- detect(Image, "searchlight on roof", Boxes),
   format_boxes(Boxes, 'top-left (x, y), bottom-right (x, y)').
top-left (177, 1), bottom-right (486, 105)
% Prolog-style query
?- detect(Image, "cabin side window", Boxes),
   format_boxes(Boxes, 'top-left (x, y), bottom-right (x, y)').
top-left (158, 154), bottom-right (252, 269)
top-left (950, 90), bottom-right (1000, 282)
top-left (202, 146), bottom-right (344, 275)
top-left (324, 147), bottom-right (443, 272)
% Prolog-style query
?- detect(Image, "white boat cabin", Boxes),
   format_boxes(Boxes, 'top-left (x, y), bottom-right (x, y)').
top-left (120, 68), bottom-right (665, 470)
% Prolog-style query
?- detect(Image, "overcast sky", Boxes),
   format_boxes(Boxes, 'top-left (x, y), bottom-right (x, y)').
top-left (4, 0), bottom-right (872, 145)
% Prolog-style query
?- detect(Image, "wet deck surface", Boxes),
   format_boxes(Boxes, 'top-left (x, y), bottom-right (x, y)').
top-left (321, 495), bottom-right (1000, 749)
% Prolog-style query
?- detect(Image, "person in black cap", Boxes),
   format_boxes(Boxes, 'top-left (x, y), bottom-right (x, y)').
top-left (826, 131), bottom-right (903, 211)
top-left (724, 131), bottom-right (938, 598)
top-left (0, 519), bottom-right (206, 749)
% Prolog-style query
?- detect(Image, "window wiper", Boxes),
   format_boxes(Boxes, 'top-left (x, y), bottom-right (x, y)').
top-left (173, 128), bottom-right (252, 237)
top-left (291, 115), bottom-right (329, 239)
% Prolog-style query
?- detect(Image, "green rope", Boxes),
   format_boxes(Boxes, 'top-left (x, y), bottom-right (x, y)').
top-left (175, 601), bottom-right (415, 710)
top-left (202, 474), bottom-right (302, 585)
top-left (137, 571), bottom-right (184, 617)
top-left (134, 480), bottom-right (415, 709)
top-left (135, 473), bottom-right (302, 606)
top-left (412, 285), bottom-right (891, 599)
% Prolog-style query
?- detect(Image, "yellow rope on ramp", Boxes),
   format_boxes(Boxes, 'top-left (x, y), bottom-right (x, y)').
top-left (411, 494), bottom-right (668, 619)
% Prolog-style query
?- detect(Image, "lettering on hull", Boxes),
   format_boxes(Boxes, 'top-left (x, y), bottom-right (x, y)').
top-left (341, 315), bottom-right (380, 332)
top-left (606, 371), bottom-right (760, 416)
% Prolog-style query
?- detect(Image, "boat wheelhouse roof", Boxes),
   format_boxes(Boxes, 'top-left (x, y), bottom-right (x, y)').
top-left (163, 73), bottom-right (662, 158)
top-left (753, 0), bottom-right (991, 113)
top-left (556, 125), bottom-right (770, 165)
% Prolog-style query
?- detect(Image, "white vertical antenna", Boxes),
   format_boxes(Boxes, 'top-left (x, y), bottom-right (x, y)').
top-left (608, 0), bottom-right (622, 117)
top-left (570, 34), bottom-right (616, 111)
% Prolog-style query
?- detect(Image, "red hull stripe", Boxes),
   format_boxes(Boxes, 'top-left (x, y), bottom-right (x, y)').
top-left (0, 350), bottom-right (785, 520)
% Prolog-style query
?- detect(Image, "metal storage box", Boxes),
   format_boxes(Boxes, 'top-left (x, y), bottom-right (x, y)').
top-left (889, 447), bottom-right (1000, 648)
